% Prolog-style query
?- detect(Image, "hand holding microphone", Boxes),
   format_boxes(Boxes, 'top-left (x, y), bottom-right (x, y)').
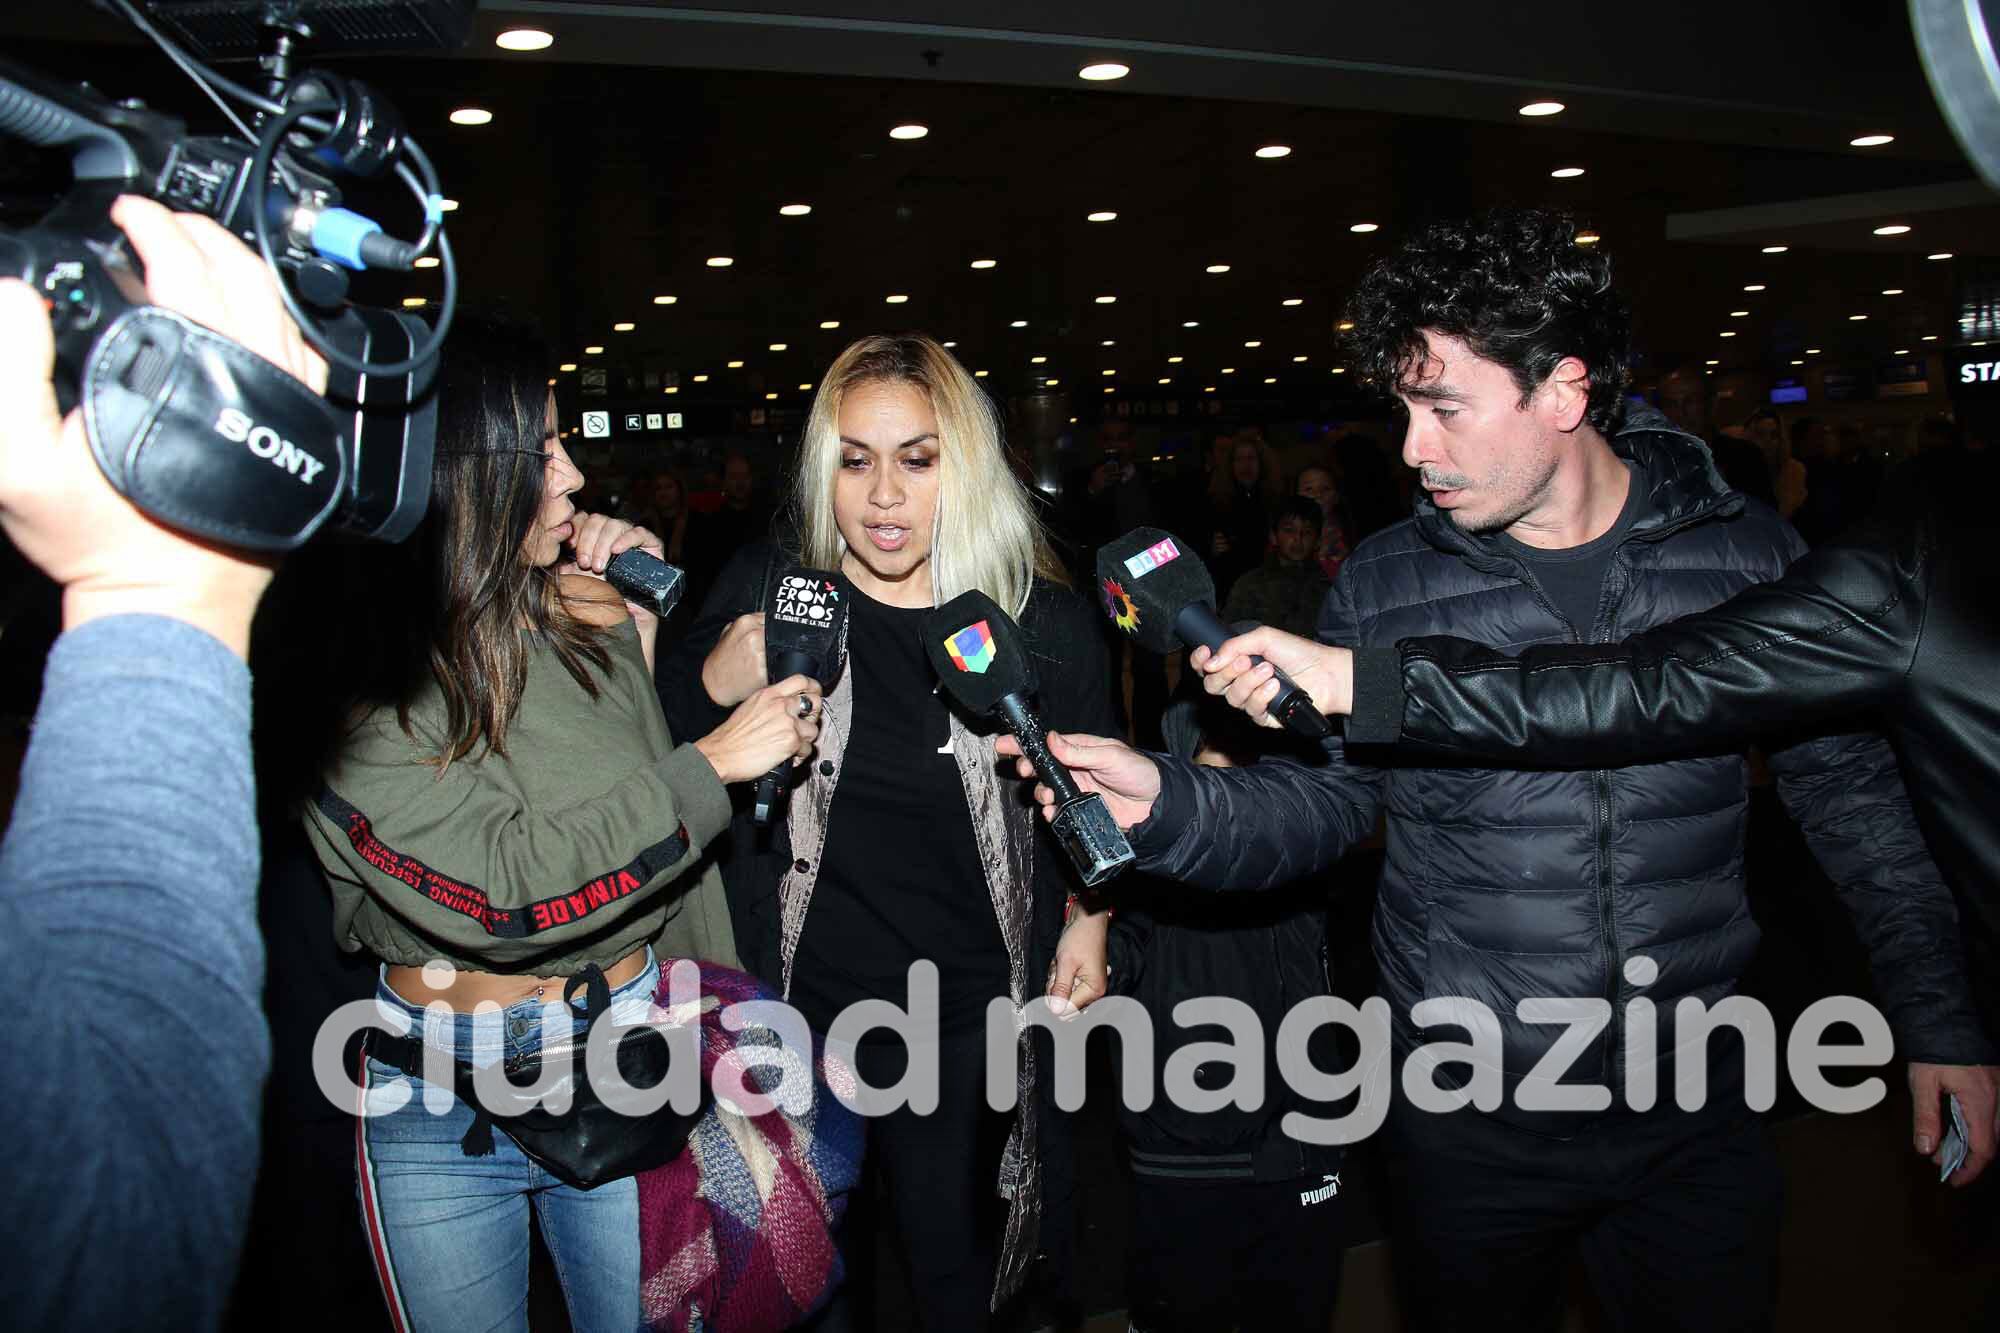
top-left (1193, 629), bottom-right (1356, 727)
top-left (1095, 527), bottom-right (1333, 740)
top-left (923, 591), bottom-right (1135, 887)
top-left (692, 675), bottom-right (823, 783)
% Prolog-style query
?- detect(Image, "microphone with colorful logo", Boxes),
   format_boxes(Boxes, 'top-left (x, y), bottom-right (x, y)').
top-left (1095, 527), bottom-right (1332, 740)
top-left (754, 564), bottom-right (849, 827)
top-left (922, 591), bottom-right (1135, 887)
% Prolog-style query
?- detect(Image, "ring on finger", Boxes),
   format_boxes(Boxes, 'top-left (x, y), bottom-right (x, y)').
top-left (796, 692), bottom-right (815, 720)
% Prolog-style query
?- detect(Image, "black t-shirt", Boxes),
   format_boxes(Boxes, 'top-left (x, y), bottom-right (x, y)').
top-left (1497, 465), bottom-right (1647, 640)
top-left (789, 586), bottom-right (1009, 1033)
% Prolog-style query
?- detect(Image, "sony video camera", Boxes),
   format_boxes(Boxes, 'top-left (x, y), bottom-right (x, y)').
top-left (0, 0), bottom-right (477, 551)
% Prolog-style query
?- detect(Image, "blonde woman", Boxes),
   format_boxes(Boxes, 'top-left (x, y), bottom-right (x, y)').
top-left (658, 334), bottom-right (1115, 1329)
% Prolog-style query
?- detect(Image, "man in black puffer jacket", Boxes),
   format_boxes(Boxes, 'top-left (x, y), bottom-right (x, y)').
top-left (1007, 210), bottom-right (1994, 1333)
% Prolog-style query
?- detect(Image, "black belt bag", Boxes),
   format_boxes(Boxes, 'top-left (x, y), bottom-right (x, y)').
top-left (364, 963), bottom-right (710, 1191)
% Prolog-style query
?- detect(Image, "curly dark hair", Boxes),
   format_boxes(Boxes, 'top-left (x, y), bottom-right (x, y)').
top-left (1342, 209), bottom-right (1631, 433)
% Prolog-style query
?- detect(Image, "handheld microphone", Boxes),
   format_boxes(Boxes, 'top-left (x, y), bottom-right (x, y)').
top-left (1095, 527), bottom-right (1332, 740)
top-left (603, 549), bottom-right (687, 620)
top-left (922, 591), bottom-right (1135, 888)
top-left (754, 565), bottom-right (849, 826)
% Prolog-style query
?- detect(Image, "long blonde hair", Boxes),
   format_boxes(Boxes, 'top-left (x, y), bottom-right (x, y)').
top-left (790, 334), bottom-right (1066, 616)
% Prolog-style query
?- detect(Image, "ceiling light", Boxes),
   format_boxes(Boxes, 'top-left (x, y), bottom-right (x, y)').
top-left (653, 294), bottom-right (677, 305)
top-left (1222, 367), bottom-right (1236, 374)
top-left (1047, 379), bottom-right (1060, 386)
top-left (779, 203), bottom-right (812, 217)
top-left (1894, 348), bottom-right (1910, 355)
top-left (943, 341), bottom-right (957, 347)
top-left (706, 256), bottom-right (733, 267)
top-left (769, 342), bottom-right (788, 351)
top-left (1337, 320), bottom-right (1355, 331)
top-left (1183, 320), bottom-right (1199, 328)
top-left (799, 383), bottom-right (814, 391)
top-left (1791, 359), bottom-right (1804, 366)
top-left (400, 297), bottom-right (427, 307)
top-left (547, 377), bottom-right (556, 386)
top-left (1263, 376), bottom-right (1278, 384)
top-left (1255, 144), bottom-right (1293, 159)
top-left (613, 322), bottom-right (635, 332)
top-left (819, 320), bottom-right (841, 329)
top-left (693, 374), bottom-right (709, 383)
top-left (1102, 368), bottom-right (1116, 376)
top-left (1730, 310), bottom-right (1750, 317)
top-left (1204, 386), bottom-right (1216, 393)
top-left (449, 107), bottom-right (493, 126)
top-left (495, 28), bottom-right (554, 51)
top-left (1807, 347), bottom-right (1822, 353)
top-left (1087, 210), bottom-right (1118, 222)
top-left (1095, 295), bottom-right (1117, 304)
top-left (1100, 339), bottom-right (1116, 346)
top-left (1031, 355), bottom-right (1047, 364)
top-left (1330, 367), bottom-right (1347, 374)
top-left (1011, 320), bottom-right (1029, 328)
top-left (1873, 224), bottom-right (1912, 235)
top-left (1882, 288), bottom-right (1904, 296)
top-left (1761, 245), bottom-right (1787, 253)
top-left (1158, 377), bottom-right (1172, 385)
top-left (414, 256), bottom-right (440, 269)
top-left (437, 198), bottom-right (459, 212)
top-left (1206, 263), bottom-right (1232, 274)
top-left (1929, 252), bottom-right (1955, 260)
top-left (1293, 355), bottom-right (1308, 362)
top-left (1849, 314), bottom-right (1868, 321)
top-left (1079, 62), bottom-right (1130, 81)
top-left (1168, 355), bottom-right (1184, 364)
top-left (1519, 101), bottom-right (1565, 116)
top-left (970, 259), bottom-right (997, 269)
top-left (1743, 284), bottom-right (1765, 292)
top-left (559, 363), bottom-right (577, 372)
top-left (1719, 331), bottom-right (1737, 338)
top-left (1978, 341), bottom-right (1991, 347)
top-left (1850, 133), bottom-right (1895, 147)
top-left (976, 370), bottom-right (989, 377)
top-left (766, 392), bottom-right (778, 400)
top-left (1706, 359), bottom-right (1720, 366)
top-left (583, 344), bottom-right (603, 354)
top-left (1349, 222), bottom-right (1379, 234)
top-left (1283, 297), bottom-right (1304, 306)
top-left (1244, 339), bottom-right (1263, 348)
top-left (1551, 167), bottom-right (1586, 178)
top-left (1104, 386), bottom-right (1115, 393)
top-left (885, 294), bottom-right (909, 304)
top-left (727, 359), bottom-right (745, 369)
top-left (664, 386), bottom-right (678, 394)
top-left (889, 124), bottom-right (929, 140)
top-left (1923, 335), bottom-right (1938, 341)
top-left (1575, 231), bottom-right (1601, 244)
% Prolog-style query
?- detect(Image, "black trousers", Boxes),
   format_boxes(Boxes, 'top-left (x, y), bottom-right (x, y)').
top-left (1125, 1170), bottom-right (1348, 1333)
top-left (1380, 1100), bottom-right (1783, 1333)
top-left (807, 1026), bottom-right (1011, 1332)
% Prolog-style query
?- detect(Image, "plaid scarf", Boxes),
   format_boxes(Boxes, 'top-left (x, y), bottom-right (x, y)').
top-left (638, 961), bottom-right (863, 1332)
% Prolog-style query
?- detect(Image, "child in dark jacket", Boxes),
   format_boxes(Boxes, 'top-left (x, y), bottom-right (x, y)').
top-left (1108, 693), bottom-right (1349, 1333)
top-left (1221, 497), bottom-right (1331, 639)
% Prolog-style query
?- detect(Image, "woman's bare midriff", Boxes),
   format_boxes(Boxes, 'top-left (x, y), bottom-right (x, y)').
top-left (384, 947), bottom-right (648, 1013)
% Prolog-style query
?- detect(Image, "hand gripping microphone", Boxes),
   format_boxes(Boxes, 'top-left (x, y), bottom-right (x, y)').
top-left (754, 565), bottom-right (849, 826)
top-left (923, 590), bottom-right (1135, 887)
top-left (1095, 527), bottom-right (1333, 740)
top-left (603, 549), bottom-right (687, 620)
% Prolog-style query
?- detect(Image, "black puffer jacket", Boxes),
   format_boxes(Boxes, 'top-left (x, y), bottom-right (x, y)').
top-left (1131, 415), bottom-right (1991, 1129)
top-left (1355, 448), bottom-right (2000, 1039)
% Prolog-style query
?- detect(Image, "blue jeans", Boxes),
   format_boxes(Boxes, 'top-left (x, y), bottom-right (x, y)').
top-left (355, 954), bottom-right (658, 1333)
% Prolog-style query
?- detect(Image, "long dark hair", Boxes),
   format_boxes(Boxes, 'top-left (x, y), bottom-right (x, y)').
top-left (406, 315), bottom-right (609, 768)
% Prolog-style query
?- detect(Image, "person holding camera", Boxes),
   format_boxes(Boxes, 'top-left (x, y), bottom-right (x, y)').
top-left (298, 315), bottom-right (823, 1333)
top-left (0, 195), bottom-right (325, 1330)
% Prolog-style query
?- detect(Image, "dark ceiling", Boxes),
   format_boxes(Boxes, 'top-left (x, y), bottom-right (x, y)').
top-left (4, 1), bottom-right (1995, 420)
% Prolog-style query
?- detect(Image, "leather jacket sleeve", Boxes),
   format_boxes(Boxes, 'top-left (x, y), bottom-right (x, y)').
top-left (1349, 506), bottom-right (1929, 762)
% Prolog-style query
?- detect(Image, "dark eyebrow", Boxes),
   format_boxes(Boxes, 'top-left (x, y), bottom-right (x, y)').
top-left (1400, 382), bottom-right (1468, 404)
top-left (838, 433), bottom-right (939, 450)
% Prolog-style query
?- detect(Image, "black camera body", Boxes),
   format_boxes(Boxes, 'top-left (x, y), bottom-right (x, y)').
top-left (0, 3), bottom-right (459, 551)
